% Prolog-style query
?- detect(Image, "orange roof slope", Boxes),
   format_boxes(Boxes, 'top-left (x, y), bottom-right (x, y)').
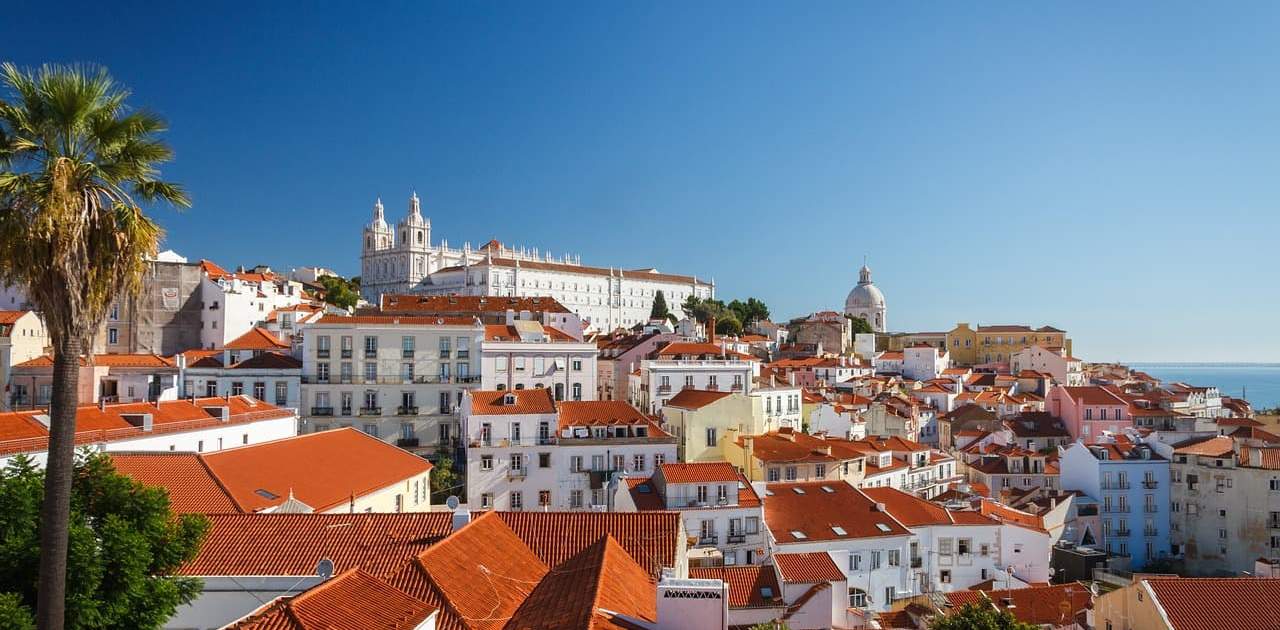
top-left (690, 565), bottom-right (782, 609)
top-left (658, 461), bottom-right (739, 484)
top-left (180, 512), bottom-right (454, 577)
top-left (110, 452), bottom-right (238, 513)
top-left (495, 511), bottom-right (681, 579)
top-left (16, 353), bottom-right (176, 368)
top-left (414, 511), bottom-right (548, 630)
top-left (225, 327), bottom-right (290, 350)
top-left (764, 482), bottom-right (911, 542)
top-left (558, 400), bottom-right (655, 428)
top-left (378, 294), bottom-right (571, 314)
top-left (1144, 577), bottom-right (1280, 630)
top-left (468, 388), bottom-right (557, 415)
top-left (508, 534), bottom-right (658, 628)
top-left (773, 552), bottom-right (845, 583)
top-left (201, 429), bottom-right (431, 512)
top-left (228, 568), bottom-right (437, 629)
top-left (664, 388), bottom-right (734, 410)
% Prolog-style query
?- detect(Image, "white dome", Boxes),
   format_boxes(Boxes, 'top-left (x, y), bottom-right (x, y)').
top-left (845, 282), bottom-right (885, 311)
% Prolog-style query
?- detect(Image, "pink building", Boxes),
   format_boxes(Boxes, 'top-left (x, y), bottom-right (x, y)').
top-left (1047, 385), bottom-right (1129, 440)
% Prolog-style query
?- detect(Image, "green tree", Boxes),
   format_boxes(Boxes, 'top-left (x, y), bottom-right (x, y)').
top-left (0, 453), bottom-right (209, 629)
top-left (317, 274), bottom-right (359, 310)
top-left (847, 315), bottom-right (875, 335)
top-left (430, 449), bottom-right (464, 504)
top-left (929, 603), bottom-right (1038, 630)
top-left (649, 290), bottom-right (670, 321)
top-left (0, 63), bottom-right (188, 629)
top-left (715, 313), bottom-right (743, 336)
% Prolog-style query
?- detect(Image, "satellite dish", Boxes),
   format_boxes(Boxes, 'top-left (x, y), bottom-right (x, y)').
top-left (316, 558), bottom-right (334, 580)
top-left (446, 495), bottom-right (460, 510)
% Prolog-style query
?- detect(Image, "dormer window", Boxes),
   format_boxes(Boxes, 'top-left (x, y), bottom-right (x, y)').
top-left (503, 393), bottom-right (517, 406)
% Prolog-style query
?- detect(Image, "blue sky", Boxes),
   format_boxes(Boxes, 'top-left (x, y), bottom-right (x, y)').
top-left (4, 2), bottom-right (1279, 362)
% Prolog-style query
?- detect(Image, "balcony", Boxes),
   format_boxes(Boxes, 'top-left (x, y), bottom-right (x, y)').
top-left (1144, 529), bottom-right (1159, 537)
top-left (657, 385), bottom-right (672, 394)
top-left (1100, 481), bottom-right (1130, 490)
top-left (364, 349), bottom-right (378, 359)
top-left (397, 406), bottom-right (419, 415)
top-left (1116, 528), bottom-right (1132, 537)
top-left (1145, 505), bottom-right (1159, 513)
top-left (402, 349), bottom-right (415, 358)
top-left (457, 350), bottom-right (470, 359)
top-left (705, 383), bottom-right (720, 391)
top-left (439, 350), bottom-right (451, 359)
top-left (341, 349), bottom-right (352, 359)
top-left (1143, 480), bottom-right (1159, 489)
top-left (731, 383), bottom-right (743, 391)
top-left (471, 438), bottom-right (495, 448)
top-left (317, 349), bottom-right (330, 358)
top-left (396, 437), bottom-right (420, 448)
top-left (310, 406), bottom-right (334, 416)
top-left (359, 407), bottom-right (382, 416)
top-left (537, 436), bottom-right (556, 446)
top-left (911, 557), bottom-right (923, 569)
top-left (1268, 518), bottom-right (1280, 529)
top-left (508, 468), bottom-right (527, 479)
top-left (698, 535), bottom-right (718, 546)
top-left (727, 533), bottom-right (746, 544)
top-left (340, 407), bottom-right (352, 416)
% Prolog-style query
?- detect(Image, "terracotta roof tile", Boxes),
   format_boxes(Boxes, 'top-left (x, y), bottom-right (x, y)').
top-left (1144, 577), bottom-right (1280, 630)
top-left (773, 552), bottom-right (845, 583)
top-left (378, 294), bottom-right (571, 315)
top-left (110, 452), bottom-right (238, 513)
top-left (658, 462), bottom-right (739, 484)
top-left (224, 327), bottom-right (290, 350)
top-left (230, 352), bottom-right (303, 369)
top-left (1173, 435), bottom-right (1235, 457)
top-left (663, 389), bottom-right (734, 410)
top-left (763, 481), bottom-right (912, 542)
top-left (15, 353), bottom-right (176, 369)
top-left (316, 315), bottom-right (481, 326)
top-left (557, 401), bottom-right (666, 435)
top-left (114, 429), bottom-right (432, 513)
top-left (944, 582), bottom-right (1091, 626)
top-left (508, 534), bottom-right (657, 628)
top-left (180, 512), bottom-right (454, 577)
top-left (467, 388), bottom-right (557, 416)
top-left (690, 565), bottom-right (782, 609)
top-left (495, 511), bottom-right (681, 580)
top-left (227, 568), bottom-right (437, 629)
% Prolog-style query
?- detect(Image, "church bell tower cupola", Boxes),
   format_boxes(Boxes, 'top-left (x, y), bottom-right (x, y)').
top-left (364, 197), bottom-right (393, 252)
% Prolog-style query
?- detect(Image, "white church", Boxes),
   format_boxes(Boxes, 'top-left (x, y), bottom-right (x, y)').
top-left (844, 262), bottom-right (887, 332)
top-left (360, 194), bottom-right (715, 332)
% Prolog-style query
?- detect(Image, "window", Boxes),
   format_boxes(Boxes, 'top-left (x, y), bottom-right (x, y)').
top-left (768, 468), bottom-right (780, 482)
top-left (481, 455), bottom-right (493, 471)
top-left (745, 516), bottom-right (759, 534)
top-left (480, 493), bottom-right (493, 509)
top-left (870, 550), bottom-right (882, 570)
top-left (633, 454), bottom-right (646, 471)
top-left (785, 466), bottom-right (797, 481)
top-left (884, 586), bottom-right (895, 604)
top-left (888, 550), bottom-right (900, 566)
top-left (253, 382), bottom-right (266, 400)
top-left (510, 491), bottom-right (523, 511)
top-left (275, 382), bottom-right (288, 406)
top-left (849, 553), bottom-right (862, 571)
top-left (363, 423), bottom-right (378, 437)
top-left (231, 382), bottom-right (244, 396)
top-left (815, 463), bottom-right (826, 478)
top-left (439, 336), bottom-right (451, 358)
top-left (511, 453), bottom-right (525, 473)
top-left (941, 570), bottom-right (952, 584)
top-left (107, 328), bottom-right (118, 345)
top-left (364, 336), bottom-right (377, 357)
top-left (705, 427), bottom-right (717, 448)
top-left (570, 490), bottom-right (584, 508)
top-left (572, 383), bottom-right (582, 401)
top-left (538, 490), bottom-right (551, 508)
top-left (849, 588), bottom-right (867, 608)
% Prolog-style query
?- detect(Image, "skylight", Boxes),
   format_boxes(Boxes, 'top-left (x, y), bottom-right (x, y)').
top-left (875, 523), bottom-right (892, 532)
top-left (760, 587), bottom-right (774, 599)
top-left (821, 486), bottom-right (835, 493)
top-left (793, 487), bottom-right (806, 495)
top-left (255, 488), bottom-right (280, 500)
top-left (791, 530), bottom-right (807, 540)
top-left (831, 525), bottom-right (848, 536)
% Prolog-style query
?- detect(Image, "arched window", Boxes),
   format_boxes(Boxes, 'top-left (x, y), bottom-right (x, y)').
top-left (417, 230), bottom-right (424, 244)
top-left (366, 236), bottom-right (372, 248)
top-left (496, 384), bottom-right (506, 391)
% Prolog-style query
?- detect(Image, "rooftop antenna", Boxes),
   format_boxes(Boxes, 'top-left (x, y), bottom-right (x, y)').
top-left (315, 558), bottom-right (334, 581)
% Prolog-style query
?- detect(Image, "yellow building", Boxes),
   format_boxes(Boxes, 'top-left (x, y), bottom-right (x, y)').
top-left (660, 389), bottom-right (760, 462)
top-left (721, 429), bottom-right (866, 487)
top-left (945, 323), bottom-right (1071, 367)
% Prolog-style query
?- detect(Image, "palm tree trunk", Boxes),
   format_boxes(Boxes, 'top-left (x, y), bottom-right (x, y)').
top-left (35, 335), bottom-right (80, 630)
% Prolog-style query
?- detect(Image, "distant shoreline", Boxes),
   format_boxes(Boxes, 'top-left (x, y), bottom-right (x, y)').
top-left (1125, 362), bottom-right (1280, 368)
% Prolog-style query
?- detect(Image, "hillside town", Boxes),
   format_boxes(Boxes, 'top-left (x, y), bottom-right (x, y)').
top-left (0, 197), bottom-right (1276, 629)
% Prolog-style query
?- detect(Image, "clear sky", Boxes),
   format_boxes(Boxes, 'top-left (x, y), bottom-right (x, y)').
top-left (4, 2), bottom-right (1279, 362)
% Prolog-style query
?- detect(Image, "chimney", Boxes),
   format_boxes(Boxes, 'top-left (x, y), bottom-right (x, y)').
top-left (451, 508), bottom-right (471, 532)
top-left (873, 502), bottom-right (887, 512)
top-left (1250, 448), bottom-right (1263, 468)
top-left (707, 315), bottom-right (716, 344)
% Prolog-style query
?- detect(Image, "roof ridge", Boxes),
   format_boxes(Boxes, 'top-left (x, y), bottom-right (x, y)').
top-left (195, 451), bottom-right (250, 512)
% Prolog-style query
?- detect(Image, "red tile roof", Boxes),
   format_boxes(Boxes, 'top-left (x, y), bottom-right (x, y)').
top-left (664, 388), bottom-right (734, 410)
top-left (979, 499), bottom-right (1048, 533)
top-left (231, 352), bottom-right (303, 369)
top-left (495, 511), bottom-right (681, 580)
top-left (657, 342), bottom-right (753, 360)
top-left (764, 481), bottom-right (912, 542)
top-left (180, 512), bottom-right (455, 577)
top-left (1238, 446), bottom-right (1280, 470)
top-left (508, 534), bottom-right (657, 628)
top-left (738, 430), bottom-right (870, 464)
top-left (467, 388), bottom-right (557, 416)
top-left (1143, 577), bottom-right (1280, 630)
top-left (944, 582), bottom-right (1092, 626)
top-left (0, 396), bottom-right (295, 456)
top-left (557, 400), bottom-right (663, 432)
top-left (773, 552), bottom-right (845, 583)
top-left (1058, 386), bottom-right (1127, 406)
top-left (862, 487), bottom-right (998, 528)
top-left (113, 429), bottom-right (432, 513)
top-left (15, 353), bottom-right (176, 369)
top-left (110, 452), bottom-right (239, 513)
top-left (690, 565), bottom-right (782, 609)
top-left (227, 568), bottom-right (437, 629)
top-left (1173, 435), bottom-right (1235, 457)
top-left (658, 461), bottom-right (739, 484)
top-left (224, 327), bottom-right (290, 350)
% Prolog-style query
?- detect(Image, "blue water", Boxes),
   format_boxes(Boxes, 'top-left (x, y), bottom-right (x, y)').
top-left (1127, 363), bottom-right (1280, 411)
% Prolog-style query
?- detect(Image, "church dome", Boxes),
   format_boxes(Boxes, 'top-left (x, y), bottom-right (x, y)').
top-left (844, 264), bottom-right (885, 311)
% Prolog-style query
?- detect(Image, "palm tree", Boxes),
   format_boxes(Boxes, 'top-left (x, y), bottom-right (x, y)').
top-left (0, 63), bottom-right (188, 630)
